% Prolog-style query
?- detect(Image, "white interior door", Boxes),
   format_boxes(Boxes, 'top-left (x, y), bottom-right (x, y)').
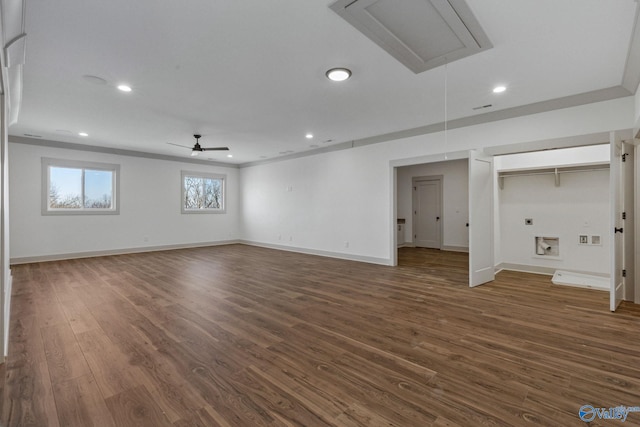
top-left (413, 178), bottom-right (442, 248)
top-left (610, 132), bottom-right (624, 311)
top-left (469, 150), bottom-right (494, 287)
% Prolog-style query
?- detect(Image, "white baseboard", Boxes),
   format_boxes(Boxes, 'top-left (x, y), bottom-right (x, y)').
top-left (11, 239), bottom-right (393, 267)
top-left (496, 262), bottom-right (608, 279)
top-left (495, 263), bottom-right (556, 276)
top-left (239, 240), bottom-right (392, 266)
top-left (10, 240), bottom-right (241, 265)
top-left (442, 245), bottom-right (469, 253)
top-left (397, 244), bottom-right (468, 253)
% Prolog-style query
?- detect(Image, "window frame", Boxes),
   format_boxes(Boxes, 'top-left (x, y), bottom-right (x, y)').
top-left (181, 170), bottom-right (226, 214)
top-left (41, 157), bottom-right (120, 216)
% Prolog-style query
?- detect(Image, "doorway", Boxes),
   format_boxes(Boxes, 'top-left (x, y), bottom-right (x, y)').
top-left (393, 157), bottom-right (470, 270)
top-left (412, 176), bottom-right (442, 249)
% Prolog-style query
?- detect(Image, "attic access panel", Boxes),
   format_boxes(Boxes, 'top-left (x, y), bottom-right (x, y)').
top-left (330, 0), bottom-right (492, 73)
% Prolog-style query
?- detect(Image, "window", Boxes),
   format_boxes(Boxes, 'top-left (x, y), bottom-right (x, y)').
top-left (42, 158), bottom-right (120, 215)
top-left (181, 171), bottom-right (226, 214)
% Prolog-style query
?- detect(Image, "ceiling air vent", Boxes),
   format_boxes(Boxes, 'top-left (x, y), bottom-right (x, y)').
top-left (330, 0), bottom-right (492, 73)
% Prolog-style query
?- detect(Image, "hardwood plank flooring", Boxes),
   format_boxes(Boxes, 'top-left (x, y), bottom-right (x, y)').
top-left (3, 244), bottom-right (640, 426)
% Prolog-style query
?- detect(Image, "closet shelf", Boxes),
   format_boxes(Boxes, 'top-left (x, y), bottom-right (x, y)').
top-left (498, 163), bottom-right (609, 189)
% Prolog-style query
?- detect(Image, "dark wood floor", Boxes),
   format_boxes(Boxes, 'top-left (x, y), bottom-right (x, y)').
top-left (3, 245), bottom-right (640, 426)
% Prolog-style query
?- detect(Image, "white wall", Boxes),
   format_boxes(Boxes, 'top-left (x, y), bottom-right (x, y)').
top-left (240, 146), bottom-right (390, 263)
top-left (498, 169), bottom-right (610, 275)
top-left (9, 142), bottom-right (240, 260)
top-left (240, 97), bottom-right (634, 265)
top-left (397, 159), bottom-right (469, 250)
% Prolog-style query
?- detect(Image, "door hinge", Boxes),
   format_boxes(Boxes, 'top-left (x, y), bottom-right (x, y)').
top-left (622, 269), bottom-right (627, 278)
top-left (622, 153), bottom-right (628, 162)
top-left (622, 212), bottom-right (626, 220)
top-left (615, 227), bottom-right (624, 234)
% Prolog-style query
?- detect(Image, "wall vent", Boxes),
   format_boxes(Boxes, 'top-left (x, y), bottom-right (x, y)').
top-left (329, 0), bottom-right (492, 73)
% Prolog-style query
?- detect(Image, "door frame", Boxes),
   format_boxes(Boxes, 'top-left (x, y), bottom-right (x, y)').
top-left (390, 150), bottom-right (469, 267)
top-left (412, 175), bottom-right (443, 249)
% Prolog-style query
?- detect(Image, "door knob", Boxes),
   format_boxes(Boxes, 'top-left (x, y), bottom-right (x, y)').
top-left (436, 217), bottom-right (440, 221)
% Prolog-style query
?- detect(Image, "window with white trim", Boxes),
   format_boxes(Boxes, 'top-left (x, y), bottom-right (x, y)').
top-left (181, 171), bottom-right (226, 214)
top-left (42, 158), bottom-right (120, 215)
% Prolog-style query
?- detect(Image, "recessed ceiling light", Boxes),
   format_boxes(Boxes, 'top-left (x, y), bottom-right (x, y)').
top-left (117, 84), bottom-right (132, 92)
top-left (326, 68), bottom-right (351, 82)
top-left (78, 132), bottom-right (89, 137)
top-left (227, 154), bottom-right (233, 158)
top-left (305, 133), bottom-right (313, 139)
top-left (493, 85), bottom-right (506, 93)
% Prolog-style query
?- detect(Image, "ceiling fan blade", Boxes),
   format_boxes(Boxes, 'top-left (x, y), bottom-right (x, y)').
top-left (166, 142), bottom-right (192, 149)
top-left (201, 147), bottom-right (230, 151)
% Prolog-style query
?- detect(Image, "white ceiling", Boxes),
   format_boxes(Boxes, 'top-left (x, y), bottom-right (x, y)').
top-left (9, 0), bottom-right (639, 165)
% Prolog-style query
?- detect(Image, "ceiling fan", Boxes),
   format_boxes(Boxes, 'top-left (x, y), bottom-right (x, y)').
top-left (167, 134), bottom-right (229, 157)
